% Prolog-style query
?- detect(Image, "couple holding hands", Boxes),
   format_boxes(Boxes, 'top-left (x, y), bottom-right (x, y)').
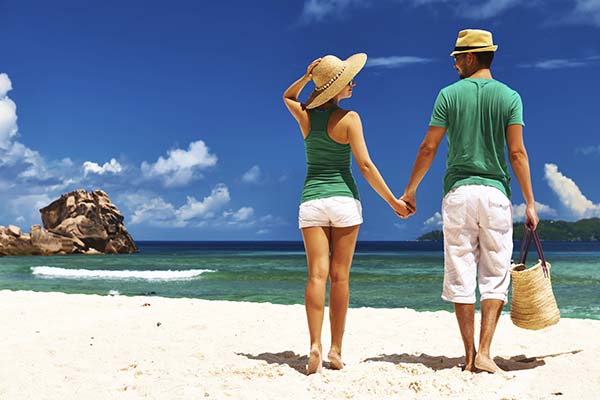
top-left (283, 29), bottom-right (539, 375)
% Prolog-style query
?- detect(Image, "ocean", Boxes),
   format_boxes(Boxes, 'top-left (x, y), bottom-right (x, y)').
top-left (0, 241), bottom-right (598, 319)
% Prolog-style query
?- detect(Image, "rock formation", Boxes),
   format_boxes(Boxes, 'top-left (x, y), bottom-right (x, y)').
top-left (0, 189), bottom-right (137, 256)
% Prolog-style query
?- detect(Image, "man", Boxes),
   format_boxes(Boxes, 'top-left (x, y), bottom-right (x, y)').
top-left (401, 29), bottom-right (539, 373)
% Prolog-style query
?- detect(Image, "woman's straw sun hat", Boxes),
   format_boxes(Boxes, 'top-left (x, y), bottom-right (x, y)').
top-left (305, 53), bottom-right (367, 109)
top-left (450, 29), bottom-right (498, 56)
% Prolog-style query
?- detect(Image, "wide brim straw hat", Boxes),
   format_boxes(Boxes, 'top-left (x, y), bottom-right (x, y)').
top-left (305, 53), bottom-right (367, 110)
top-left (450, 29), bottom-right (498, 56)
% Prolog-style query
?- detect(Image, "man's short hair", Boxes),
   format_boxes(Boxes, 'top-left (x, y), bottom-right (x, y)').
top-left (474, 51), bottom-right (494, 68)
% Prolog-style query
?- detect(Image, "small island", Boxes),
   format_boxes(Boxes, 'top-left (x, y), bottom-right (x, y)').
top-left (0, 189), bottom-right (137, 256)
top-left (417, 218), bottom-right (600, 241)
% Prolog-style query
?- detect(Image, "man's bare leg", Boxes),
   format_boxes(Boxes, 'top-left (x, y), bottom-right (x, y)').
top-left (454, 303), bottom-right (477, 371)
top-left (475, 299), bottom-right (504, 373)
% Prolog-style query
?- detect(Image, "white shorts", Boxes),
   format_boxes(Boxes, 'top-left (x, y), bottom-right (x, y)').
top-left (441, 185), bottom-right (513, 304)
top-left (298, 196), bottom-right (363, 229)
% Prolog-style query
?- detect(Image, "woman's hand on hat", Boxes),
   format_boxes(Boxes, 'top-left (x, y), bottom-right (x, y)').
top-left (304, 58), bottom-right (322, 81)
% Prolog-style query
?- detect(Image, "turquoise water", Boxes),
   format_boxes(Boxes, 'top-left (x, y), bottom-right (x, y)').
top-left (0, 241), bottom-right (598, 319)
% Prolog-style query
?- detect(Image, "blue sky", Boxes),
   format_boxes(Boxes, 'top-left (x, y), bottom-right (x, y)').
top-left (1, 0), bottom-right (599, 240)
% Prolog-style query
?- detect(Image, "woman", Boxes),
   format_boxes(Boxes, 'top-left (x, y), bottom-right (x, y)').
top-left (283, 53), bottom-right (411, 374)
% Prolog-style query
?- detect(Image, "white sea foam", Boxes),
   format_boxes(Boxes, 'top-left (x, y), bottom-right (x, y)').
top-left (31, 266), bottom-right (216, 281)
top-left (108, 290), bottom-right (121, 296)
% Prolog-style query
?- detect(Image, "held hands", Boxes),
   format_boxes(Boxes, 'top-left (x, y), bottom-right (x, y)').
top-left (398, 192), bottom-right (417, 219)
top-left (304, 58), bottom-right (322, 81)
top-left (391, 198), bottom-right (415, 219)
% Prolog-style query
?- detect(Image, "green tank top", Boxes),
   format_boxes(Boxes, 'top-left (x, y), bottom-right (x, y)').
top-left (301, 107), bottom-right (360, 204)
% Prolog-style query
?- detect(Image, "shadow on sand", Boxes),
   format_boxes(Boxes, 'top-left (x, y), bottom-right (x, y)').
top-left (237, 351), bottom-right (310, 375)
top-left (363, 350), bottom-right (582, 372)
top-left (238, 349), bottom-right (583, 375)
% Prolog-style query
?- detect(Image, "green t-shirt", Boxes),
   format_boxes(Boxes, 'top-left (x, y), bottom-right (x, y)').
top-left (429, 78), bottom-right (524, 199)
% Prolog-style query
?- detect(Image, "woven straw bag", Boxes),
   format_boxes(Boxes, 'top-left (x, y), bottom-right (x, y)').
top-left (510, 227), bottom-right (560, 330)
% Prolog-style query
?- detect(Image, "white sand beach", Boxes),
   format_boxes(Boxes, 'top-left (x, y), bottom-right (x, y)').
top-left (1, 290), bottom-right (599, 399)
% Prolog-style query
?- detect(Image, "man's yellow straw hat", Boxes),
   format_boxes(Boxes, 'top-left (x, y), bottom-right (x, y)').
top-left (450, 29), bottom-right (498, 57)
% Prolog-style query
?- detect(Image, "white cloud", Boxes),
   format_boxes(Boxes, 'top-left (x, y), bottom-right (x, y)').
top-left (544, 163), bottom-right (600, 218)
top-left (300, 0), bottom-right (523, 23)
top-left (423, 212), bottom-right (442, 230)
top-left (231, 207), bottom-right (254, 222)
top-left (1, 142), bottom-right (48, 179)
top-left (278, 174), bottom-right (289, 183)
top-left (301, 0), bottom-right (368, 22)
top-left (130, 197), bottom-right (182, 227)
top-left (222, 206), bottom-right (256, 226)
top-left (0, 73), bottom-right (60, 183)
top-left (568, 0), bottom-right (600, 26)
top-left (520, 58), bottom-right (588, 69)
top-left (0, 73), bottom-right (18, 149)
top-left (460, 0), bottom-right (520, 19)
top-left (300, 0), bottom-right (600, 26)
top-left (576, 145), bottom-right (600, 155)
top-left (512, 202), bottom-right (557, 222)
top-left (127, 184), bottom-right (256, 228)
top-left (241, 165), bottom-right (262, 183)
top-left (0, 73), bottom-right (12, 98)
top-left (367, 56), bottom-right (433, 68)
top-left (176, 184), bottom-right (230, 221)
top-left (7, 194), bottom-right (54, 228)
top-left (83, 158), bottom-right (123, 176)
top-left (141, 140), bottom-right (217, 187)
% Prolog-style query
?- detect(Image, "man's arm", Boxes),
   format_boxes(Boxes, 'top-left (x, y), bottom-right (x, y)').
top-left (506, 124), bottom-right (539, 229)
top-left (401, 126), bottom-right (446, 213)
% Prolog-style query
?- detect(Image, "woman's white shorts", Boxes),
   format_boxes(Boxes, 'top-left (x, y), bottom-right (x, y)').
top-left (298, 196), bottom-right (363, 229)
top-left (441, 185), bottom-right (513, 304)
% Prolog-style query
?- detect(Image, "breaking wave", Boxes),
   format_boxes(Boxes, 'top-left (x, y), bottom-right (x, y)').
top-left (31, 266), bottom-right (216, 281)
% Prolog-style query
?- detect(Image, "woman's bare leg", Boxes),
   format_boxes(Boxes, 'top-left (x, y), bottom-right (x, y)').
top-left (301, 226), bottom-right (331, 374)
top-left (328, 225), bottom-right (360, 369)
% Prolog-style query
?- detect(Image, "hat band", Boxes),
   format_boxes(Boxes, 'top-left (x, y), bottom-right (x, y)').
top-left (453, 45), bottom-right (492, 52)
top-left (314, 65), bottom-right (346, 92)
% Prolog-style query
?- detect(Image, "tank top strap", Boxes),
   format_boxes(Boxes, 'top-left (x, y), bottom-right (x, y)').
top-left (308, 106), bottom-right (338, 132)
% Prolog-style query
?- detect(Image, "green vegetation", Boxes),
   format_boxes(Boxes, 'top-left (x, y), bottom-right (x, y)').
top-left (417, 218), bottom-right (600, 241)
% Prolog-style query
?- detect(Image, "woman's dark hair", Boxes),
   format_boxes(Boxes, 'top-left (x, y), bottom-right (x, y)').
top-left (474, 51), bottom-right (495, 68)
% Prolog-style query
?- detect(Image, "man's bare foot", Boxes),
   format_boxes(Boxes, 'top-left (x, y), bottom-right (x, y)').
top-left (475, 353), bottom-right (500, 373)
top-left (462, 363), bottom-right (477, 372)
top-left (327, 350), bottom-right (344, 370)
top-left (462, 348), bottom-right (476, 372)
top-left (307, 346), bottom-right (322, 375)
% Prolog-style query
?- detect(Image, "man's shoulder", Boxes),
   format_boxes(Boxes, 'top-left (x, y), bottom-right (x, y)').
top-left (439, 79), bottom-right (477, 95)
top-left (440, 80), bottom-right (464, 92)
top-left (486, 79), bottom-right (521, 98)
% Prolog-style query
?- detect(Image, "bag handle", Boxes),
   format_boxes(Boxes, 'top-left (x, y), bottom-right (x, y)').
top-left (518, 224), bottom-right (549, 278)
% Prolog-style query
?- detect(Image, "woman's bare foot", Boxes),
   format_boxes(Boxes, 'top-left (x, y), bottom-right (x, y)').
top-left (307, 345), bottom-right (323, 375)
top-left (475, 353), bottom-right (500, 373)
top-left (327, 350), bottom-right (344, 370)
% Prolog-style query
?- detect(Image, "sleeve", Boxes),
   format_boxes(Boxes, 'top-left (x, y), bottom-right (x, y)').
top-left (508, 91), bottom-right (525, 126)
top-left (429, 90), bottom-right (448, 128)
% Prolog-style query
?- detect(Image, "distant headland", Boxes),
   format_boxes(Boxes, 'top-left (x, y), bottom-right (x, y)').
top-left (417, 218), bottom-right (600, 241)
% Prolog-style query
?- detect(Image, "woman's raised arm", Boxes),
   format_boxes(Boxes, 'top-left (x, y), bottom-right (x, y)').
top-left (283, 58), bottom-right (321, 138)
